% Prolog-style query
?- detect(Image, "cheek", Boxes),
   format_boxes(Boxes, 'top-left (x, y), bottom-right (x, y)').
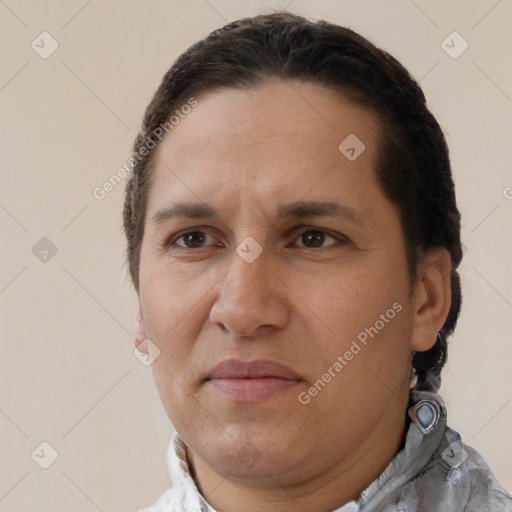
top-left (139, 265), bottom-right (215, 373)
top-left (140, 270), bottom-right (215, 428)
top-left (297, 263), bottom-right (413, 399)
top-left (295, 259), bottom-right (409, 346)
top-left (298, 308), bottom-right (413, 458)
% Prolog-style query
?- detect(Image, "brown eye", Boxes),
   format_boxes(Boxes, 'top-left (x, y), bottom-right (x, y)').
top-left (174, 231), bottom-right (216, 248)
top-left (295, 230), bottom-right (338, 248)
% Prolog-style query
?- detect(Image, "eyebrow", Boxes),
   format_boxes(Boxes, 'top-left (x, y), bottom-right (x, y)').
top-left (151, 200), bottom-right (365, 227)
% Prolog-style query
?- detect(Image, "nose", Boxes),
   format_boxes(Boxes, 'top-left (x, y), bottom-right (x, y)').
top-left (209, 247), bottom-right (289, 338)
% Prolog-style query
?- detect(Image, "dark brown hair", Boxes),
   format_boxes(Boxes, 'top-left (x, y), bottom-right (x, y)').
top-left (123, 12), bottom-right (462, 392)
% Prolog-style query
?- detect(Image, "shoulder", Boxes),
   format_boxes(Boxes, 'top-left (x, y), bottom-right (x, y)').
top-left (433, 426), bottom-right (512, 511)
top-left (462, 443), bottom-right (512, 511)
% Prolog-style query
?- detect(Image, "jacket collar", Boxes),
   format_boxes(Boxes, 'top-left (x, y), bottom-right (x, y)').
top-left (165, 390), bottom-right (447, 512)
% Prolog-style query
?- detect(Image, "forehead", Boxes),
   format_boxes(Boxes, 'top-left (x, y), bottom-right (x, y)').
top-left (157, 80), bottom-right (380, 160)
top-left (147, 79), bottom-right (385, 218)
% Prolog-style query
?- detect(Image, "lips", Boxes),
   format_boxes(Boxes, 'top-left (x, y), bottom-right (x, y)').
top-left (206, 359), bottom-right (302, 402)
top-left (207, 359), bottom-right (301, 380)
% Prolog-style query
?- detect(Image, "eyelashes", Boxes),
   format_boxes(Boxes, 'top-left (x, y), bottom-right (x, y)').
top-left (173, 230), bottom-right (219, 249)
top-left (293, 228), bottom-right (339, 248)
top-left (166, 227), bottom-right (348, 251)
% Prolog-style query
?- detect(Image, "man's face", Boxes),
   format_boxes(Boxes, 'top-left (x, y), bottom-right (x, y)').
top-left (138, 80), bottom-right (417, 485)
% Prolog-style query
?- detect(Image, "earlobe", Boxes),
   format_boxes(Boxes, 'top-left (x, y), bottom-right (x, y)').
top-left (135, 305), bottom-right (149, 354)
top-left (410, 248), bottom-right (452, 352)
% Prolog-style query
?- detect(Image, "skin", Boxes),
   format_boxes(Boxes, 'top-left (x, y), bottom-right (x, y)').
top-left (136, 79), bottom-right (452, 512)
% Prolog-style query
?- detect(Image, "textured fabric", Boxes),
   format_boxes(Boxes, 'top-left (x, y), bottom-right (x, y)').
top-left (140, 390), bottom-right (512, 512)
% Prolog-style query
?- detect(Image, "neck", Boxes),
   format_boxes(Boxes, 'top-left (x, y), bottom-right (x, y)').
top-left (188, 382), bottom-right (410, 512)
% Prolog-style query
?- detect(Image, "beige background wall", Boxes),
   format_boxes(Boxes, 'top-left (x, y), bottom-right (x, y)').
top-left (1, 1), bottom-right (511, 510)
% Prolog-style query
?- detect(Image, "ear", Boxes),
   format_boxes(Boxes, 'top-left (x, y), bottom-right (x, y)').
top-left (135, 302), bottom-right (149, 354)
top-left (410, 247), bottom-right (452, 352)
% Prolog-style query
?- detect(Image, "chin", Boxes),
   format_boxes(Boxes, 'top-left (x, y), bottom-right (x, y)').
top-left (195, 427), bottom-right (312, 484)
